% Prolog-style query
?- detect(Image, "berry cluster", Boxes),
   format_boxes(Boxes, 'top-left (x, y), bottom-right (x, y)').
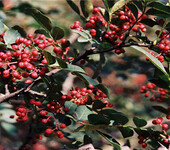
top-left (146, 51), bottom-right (165, 63)
top-left (140, 83), bottom-right (170, 102)
top-left (0, 33), bottom-right (70, 86)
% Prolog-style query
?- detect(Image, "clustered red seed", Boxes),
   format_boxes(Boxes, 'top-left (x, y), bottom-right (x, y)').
top-left (146, 51), bottom-right (165, 63)
top-left (15, 105), bottom-right (29, 122)
top-left (155, 30), bottom-right (170, 57)
top-left (0, 33), bottom-right (71, 87)
top-left (140, 83), bottom-right (170, 102)
top-left (70, 6), bottom-right (147, 55)
top-left (61, 84), bottom-right (113, 107)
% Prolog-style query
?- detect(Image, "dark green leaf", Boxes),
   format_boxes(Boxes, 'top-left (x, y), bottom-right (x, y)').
top-left (66, 0), bottom-right (80, 15)
top-left (127, 3), bottom-right (138, 19)
top-left (134, 128), bottom-right (150, 137)
top-left (92, 100), bottom-right (106, 110)
top-left (86, 95), bottom-right (93, 105)
top-left (27, 8), bottom-right (52, 32)
top-left (55, 113), bottom-right (71, 126)
top-left (133, 1), bottom-right (143, 11)
top-left (4, 29), bottom-right (21, 44)
top-left (165, 22), bottom-right (170, 32)
top-left (66, 64), bottom-right (86, 73)
top-left (133, 117), bottom-right (147, 127)
top-left (74, 105), bottom-right (92, 121)
top-left (0, 21), bottom-right (4, 34)
top-left (101, 109), bottom-right (118, 115)
top-left (34, 29), bottom-right (51, 38)
top-left (83, 135), bottom-right (92, 145)
top-left (12, 25), bottom-right (27, 38)
top-left (56, 57), bottom-right (67, 68)
top-left (95, 83), bottom-right (109, 98)
top-left (61, 40), bottom-right (70, 49)
top-left (88, 114), bottom-right (110, 125)
top-left (108, 113), bottom-right (129, 125)
top-left (118, 127), bottom-right (134, 138)
top-left (97, 130), bottom-right (121, 150)
top-left (80, 0), bottom-right (93, 18)
top-left (140, 18), bottom-right (158, 27)
top-left (152, 106), bottom-right (168, 114)
top-left (51, 26), bottom-right (64, 40)
top-left (146, 8), bottom-right (170, 18)
top-left (43, 50), bottom-right (55, 65)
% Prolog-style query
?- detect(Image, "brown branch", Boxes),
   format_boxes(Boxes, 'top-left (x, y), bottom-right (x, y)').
top-left (0, 68), bottom-right (60, 103)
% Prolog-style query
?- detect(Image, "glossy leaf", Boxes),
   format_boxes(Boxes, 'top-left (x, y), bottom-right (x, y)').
top-left (4, 29), bottom-right (21, 45)
top-left (64, 101), bottom-right (77, 114)
top-left (74, 105), bottom-right (92, 121)
top-left (118, 127), bottom-right (134, 138)
top-left (152, 105), bottom-right (168, 114)
top-left (127, 3), bottom-right (138, 19)
top-left (27, 8), bottom-right (52, 32)
top-left (12, 25), bottom-right (27, 38)
top-left (80, 0), bottom-right (93, 18)
top-left (140, 18), bottom-right (158, 27)
top-left (92, 100), bottom-right (106, 110)
top-left (131, 46), bottom-right (169, 78)
top-left (146, 8), bottom-right (170, 18)
top-left (0, 21), bottom-right (4, 34)
top-left (51, 26), bottom-right (64, 40)
top-left (88, 114), bottom-right (110, 125)
top-left (95, 83), bottom-right (109, 98)
top-left (111, 0), bottom-right (131, 14)
top-left (43, 50), bottom-right (55, 65)
top-left (133, 117), bottom-right (147, 127)
top-left (97, 130), bottom-right (121, 150)
top-left (66, 0), bottom-right (80, 15)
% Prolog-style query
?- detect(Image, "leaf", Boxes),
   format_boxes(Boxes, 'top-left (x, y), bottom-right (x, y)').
top-left (27, 8), bottom-right (52, 32)
top-left (74, 105), bottom-right (92, 121)
top-left (34, 29), bottom-right (51, 38)
top-left (1, 122), bottom-right (17, 136)
top-left (126, 3), bottom-right (138, 19)
top-left (55, 113), bottom-right (72, 126)
top-left (80, 0), bottom-right (93, 18)
top-left (74, 72), bottom-right (98, 86)
top-left (111, 0), bottom-right (131, 14)
top-left (118, 127), bottom-right (134, 138)
top-left (152, 106), bottom-right (168, 114)
top-left (95, 83), bottom-right (109, 98)
top-left (97, 130), bottom-right (121, 150)
top-left (131, 46), bottom-right (169, 78)
top-left (165, 22), bottom-right (170, 32)
top-left (43, 50), bottom-right (55, 65)
top-left (134, 128), bottom-right (150, 137)
top-left (92, 100), bottom-right (106, 110)
top-left (64, 101), bottom-right (77, 114)
top-left (0, 109), bottom-right (16, 123)
top-left (66, 0), bottom-right (80, 15)
top-left (146, 8), bottom-right (170, 18)
top-left (83, 135), bottom-right (93, 145)
top-left (77, 37), bottom-right (89, 43)
top-left (51, 26), bottom-right (64, 40)
top-left (73, 29), bottom-right (92, 39)
top-left (133, 117), bottom-right (147, 127)
top-left (88, 114), bottom-right (110, 125)
top-left (140, 18), bottom-right (158, 27)
top-left (4, 29), bottom-right (21, 44)
top-left (133, 1), bottom-right (143, 11)
top-left (12, 25), bottom-right (27, 38)
top-left (148, 1), bottom-right (170, 15)
top-left (0, 21), bottom-right (4, 34)
top-left (108, 112), bottom-right (129, 125)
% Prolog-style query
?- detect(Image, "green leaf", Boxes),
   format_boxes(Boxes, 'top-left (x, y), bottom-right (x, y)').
top-left (126, 3), bottom-right (138, 19)
top-left (108, 112), bottom-right (129, 125)
top-left (140, 18), bottom-right (158, 27)
top-left (56, 57), bottom-right (67, 68)
top-left (146, 8), bottom-right (170, 18)
top-left (111, 0), bottom-right (131, 14)
top-left (83, 135), bottom-right (92, 145)
top-left (95, 83), bottom-right (109, 98)
top-left (152, 105), bottom-right (168, 114)
top-left (73, 29), bottom-right (92, 39)
top-left (27, 8), bottom-right (52, 32)
top-left (1, 122), bottom-right (17, 136)
top-left (74, 72), bottom-right (98, 86)
top-left (34, 29), bottom-right (51, 38)
top-left (165, 22), bottom-right (170, 32)
top-left (77, 37), bottom-right (89, 43)
top-left (92, 100), bottom-right (106, 110)
top-left (66, 0), bottom-right (80, 15)
top-left (97, 130), bottom-right (121, 150)
top-left (118, 127), bottom-right (134, 138)
top-left (0, 21), bottom-right (4, 34)
top-left (64, 101), bottom-right (77, 114)
top-left (12, 25), bottom-right (27, 38)
top-left (80, 0), bottom-right (93, 18)
top-left (88, 114), bottom-right (110, 125)
top-left (148, 1), bottom-right (170, 15)
top-left (133, 117), bottom-right (147, 127)
top-left (51, 26), bottom-right (64, 40)
top-left (0, 109), bottom-right (16, 123)
top-left (134, 128), bottom-right (150, 137)
top-left (4, 29), bottom-right (21, 45)
top-left (133, 1), bottom-right (143, 11)
top-left (74, 105), bottom-right (92, 121)
top-left (43, 50), bottom-right (55, 65)
top-left (131, 46), bottom-right (169, 78)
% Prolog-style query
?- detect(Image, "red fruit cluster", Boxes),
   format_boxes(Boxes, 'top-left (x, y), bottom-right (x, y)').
top-left (70, 21), bottom-right (83, 31)
top-left (146, 51), bottom-right (164, 63)
top-left (138, 136), bottom-right (147, 148)
top-left (16, 105), bottom-right (30, 122)
top-left (140, 83), bottom-right (170, 102)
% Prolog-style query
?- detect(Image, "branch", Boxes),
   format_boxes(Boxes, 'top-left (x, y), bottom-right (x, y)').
top-left (0, 68), bottom-right (60, 103)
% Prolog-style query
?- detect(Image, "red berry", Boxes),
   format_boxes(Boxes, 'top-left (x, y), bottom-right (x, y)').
top-left (60, 124), bottom-right (66, 129)
top-left (162, 124), bottom-right (168, 129)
